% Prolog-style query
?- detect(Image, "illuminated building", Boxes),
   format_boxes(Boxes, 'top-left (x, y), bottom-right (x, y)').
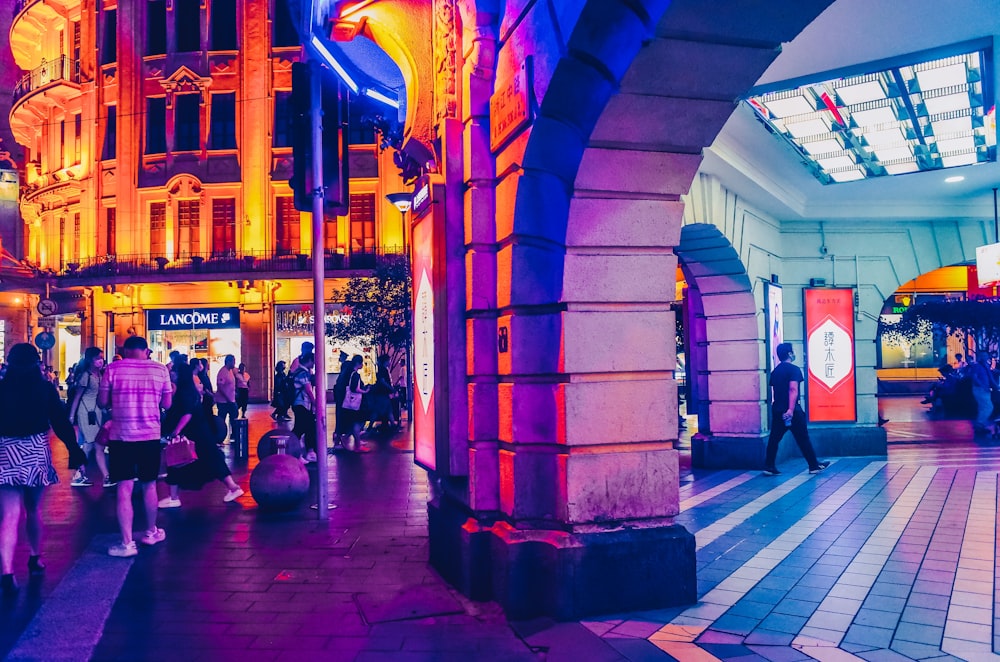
top-left (7, 0), bottom-right (407, 395)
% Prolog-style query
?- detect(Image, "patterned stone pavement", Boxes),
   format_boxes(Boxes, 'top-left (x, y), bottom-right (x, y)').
top-left (3, 399), bottom-right (1000, 661)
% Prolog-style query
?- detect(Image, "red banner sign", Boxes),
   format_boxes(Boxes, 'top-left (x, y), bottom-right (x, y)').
top-left (804, 288), bottom-right (856, 422)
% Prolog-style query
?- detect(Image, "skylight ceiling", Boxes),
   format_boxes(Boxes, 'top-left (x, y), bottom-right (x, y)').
top-left (744, 40), bottom-right (996, 184)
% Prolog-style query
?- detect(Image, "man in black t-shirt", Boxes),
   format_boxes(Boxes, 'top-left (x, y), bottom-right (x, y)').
top-left (763, 342), bottom-right (829, 476)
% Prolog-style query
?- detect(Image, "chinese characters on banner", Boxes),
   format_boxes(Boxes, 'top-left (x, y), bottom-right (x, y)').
top-left (804, 288), bottom-right (856, 422)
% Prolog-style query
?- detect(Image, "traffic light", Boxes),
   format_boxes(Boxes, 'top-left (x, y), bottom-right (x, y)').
top-left (289, 62), bottom-right (312, 212)
top-left (288, 61), bottom-right (350, 214)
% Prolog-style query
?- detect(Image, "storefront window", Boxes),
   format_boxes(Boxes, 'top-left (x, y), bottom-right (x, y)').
top-left (275, 303), bottom-right (375, 387)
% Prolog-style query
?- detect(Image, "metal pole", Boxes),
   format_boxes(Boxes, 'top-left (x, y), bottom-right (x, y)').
top-left (993, 187), bottom-right (998, 245)
top-left (309, 62), bottom-right (330, 517)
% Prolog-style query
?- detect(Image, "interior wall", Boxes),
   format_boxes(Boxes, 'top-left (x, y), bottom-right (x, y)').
top-left (684, 171), bottom-right (995, 426)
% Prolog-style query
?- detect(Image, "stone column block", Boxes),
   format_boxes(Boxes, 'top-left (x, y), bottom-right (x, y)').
top-left (565, 379), bottom-right (676, 446)
top-left (467, 316), bottom-right (499, 377)
top-left (564, 310), bottom-right (673, 374)
top-left (469, 440), bottom-right (500, 512)
top-left (699, 291), bottom-right (756, 317)
top-left (465, 248), bottom-right (497, 312)
top-left (468, 381), bottom-right (499, 442)
top-left (497, 381), bottom-right (565, 445)
top-left (499, 446), bottom-right (567, 522)
top-left (497, 242), bottom-right (564, 309)
top-left (704, 314), bottom-right (759, 342)
top-left (707, 370), bottom-right (762, 403)
top-left (464, 184), bottom-right (497, 245)
top-left (705, 340), bottom-right (760, 372)
top-left (576, 149), bottom-right (702, 198)
top-left (463, 118), bottom-right (494, 183)
top-left (497, 311), bottom-right (563, 376)
top-left (566, 448), bottom-right (680, 524)
top-left (563, 253), bottom-right (676, 304)
top-left (567, 197), bottom-right (684, 247)
top-left (709, 401), bottom-right (765, 436)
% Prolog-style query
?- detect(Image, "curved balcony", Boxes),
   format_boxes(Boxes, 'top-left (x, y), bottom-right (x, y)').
top-left (9, 56), bottom-right (81, 145)
top-left (10, 0), bottom-right (78, 71)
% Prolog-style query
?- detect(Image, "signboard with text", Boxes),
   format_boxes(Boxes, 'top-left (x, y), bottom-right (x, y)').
top-left (147, 307), bottom-right (241, 331)
top-left (804, 288), bottom-right (856, 422)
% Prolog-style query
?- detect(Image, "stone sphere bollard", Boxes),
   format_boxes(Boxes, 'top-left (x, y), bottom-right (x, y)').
top-left (249, 454), bottom-right (310, 511)
top-left (257, 430), bottom-right (304, 459)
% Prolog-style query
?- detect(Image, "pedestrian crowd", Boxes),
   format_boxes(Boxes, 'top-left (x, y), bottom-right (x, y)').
top-left (0, 336), bottom-right (406, 595)
top-left (0, 338), bottom-right (253, 595)
top-left (920, 351), bottom-right (1000, 435)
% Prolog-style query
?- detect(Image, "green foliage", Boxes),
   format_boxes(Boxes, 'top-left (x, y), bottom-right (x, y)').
top-left (326, 254), bottom-right (412, 373)
top-left (881, 299), bottom-right (1000, 357)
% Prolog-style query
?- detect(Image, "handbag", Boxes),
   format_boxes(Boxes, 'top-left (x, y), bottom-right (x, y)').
top-left (95, 420), bottom-right (112, 447)
top-left (342, 388), bottom-right (363, 411)
top-left (163, 435), bottom-right (198, 468)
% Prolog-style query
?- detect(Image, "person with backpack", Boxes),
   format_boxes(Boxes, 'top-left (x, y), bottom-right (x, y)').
top-left (68, 347), bottom-right (114, 488)
top-left (290, 353), bottom-right (318, 463)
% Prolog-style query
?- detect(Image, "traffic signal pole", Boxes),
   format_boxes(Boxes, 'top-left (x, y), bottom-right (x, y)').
top-left (309, 61), bottom-right (331, 518)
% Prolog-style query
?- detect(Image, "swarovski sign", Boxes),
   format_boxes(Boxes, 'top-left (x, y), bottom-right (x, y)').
top-left (147, 307), bottom-right (241, 331)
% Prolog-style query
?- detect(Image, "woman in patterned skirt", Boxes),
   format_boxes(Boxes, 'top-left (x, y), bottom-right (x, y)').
top-left (0, 344), bottom-right (84, 596)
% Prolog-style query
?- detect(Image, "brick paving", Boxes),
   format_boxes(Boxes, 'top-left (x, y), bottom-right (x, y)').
top-left (3, 398), bottom-right (1000, 661)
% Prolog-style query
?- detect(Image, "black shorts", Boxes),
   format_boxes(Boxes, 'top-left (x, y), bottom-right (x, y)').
top-left (108, 439), bottom-right (162, 483)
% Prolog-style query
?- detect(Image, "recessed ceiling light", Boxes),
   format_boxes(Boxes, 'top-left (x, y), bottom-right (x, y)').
top-left (945, 175), bottom-right (965, 183)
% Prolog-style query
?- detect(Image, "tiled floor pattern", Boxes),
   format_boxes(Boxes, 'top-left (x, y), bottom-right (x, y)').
top-left (584, 451), bottom-right (1000, 661)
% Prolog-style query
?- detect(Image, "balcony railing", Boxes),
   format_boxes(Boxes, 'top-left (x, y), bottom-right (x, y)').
top-left (13, 56), bottom-right (80, 104)
top-left (54, 247), bottom-right (404, 281)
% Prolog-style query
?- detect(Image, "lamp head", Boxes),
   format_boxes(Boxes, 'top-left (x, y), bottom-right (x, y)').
top-left (385, 192), bottom-right (412, 213)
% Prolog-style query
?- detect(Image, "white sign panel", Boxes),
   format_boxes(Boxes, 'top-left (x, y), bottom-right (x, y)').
top-left (976, 242), bottom-right (1000, 286)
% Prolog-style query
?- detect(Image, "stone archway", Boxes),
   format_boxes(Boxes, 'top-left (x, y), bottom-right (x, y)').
top-left (482, 0), bottom-right (836, 617)
top-left (676, 223), bottom-right (764, 468)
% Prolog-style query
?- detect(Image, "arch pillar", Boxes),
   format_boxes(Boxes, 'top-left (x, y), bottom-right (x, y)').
top-left (678, 223), bottom-right (768, 468)
top-left (406, 0), bottom-right (836, 620)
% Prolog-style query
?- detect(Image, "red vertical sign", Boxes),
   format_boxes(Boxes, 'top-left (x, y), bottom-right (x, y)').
top-left (804, 288), bottom-right (856, 422)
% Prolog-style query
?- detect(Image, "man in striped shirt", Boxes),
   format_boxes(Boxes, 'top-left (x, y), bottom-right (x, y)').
top-left (99, 335), bottom-right (173, 557)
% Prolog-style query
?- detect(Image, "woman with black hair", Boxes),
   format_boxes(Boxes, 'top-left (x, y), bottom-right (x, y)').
top-left (158, 363), bottom-right (243, 508)
top-left (68, 346), bottom-right (113, 488)
top-left (0, 343), bottom-right (85, 595)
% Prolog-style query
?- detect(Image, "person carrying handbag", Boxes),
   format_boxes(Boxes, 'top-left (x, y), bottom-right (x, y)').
top-left (68, 347), bottom-right (114, 488)
top-left (341, 355), bottom-right (369, 444)
top-left (157, 363), bottom-right (243, 508)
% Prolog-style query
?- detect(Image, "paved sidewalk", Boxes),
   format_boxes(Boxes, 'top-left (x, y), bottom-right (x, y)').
top-left (4, 402), bottom-right (1000, 660)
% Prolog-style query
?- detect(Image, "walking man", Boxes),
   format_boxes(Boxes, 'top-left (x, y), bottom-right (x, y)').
top-left (763, 342), bottom-right (830, 476)
top-left (215, 354), bottom-right (238, 441)
top-left (99, 336), bottom-right (173, 557)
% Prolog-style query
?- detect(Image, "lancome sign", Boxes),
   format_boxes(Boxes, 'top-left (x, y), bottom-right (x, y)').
top-left (147, 307), bottom-right (241, 331)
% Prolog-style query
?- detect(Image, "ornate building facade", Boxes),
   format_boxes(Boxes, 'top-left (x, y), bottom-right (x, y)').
top-left (7, 0), bottom-right (407, 395)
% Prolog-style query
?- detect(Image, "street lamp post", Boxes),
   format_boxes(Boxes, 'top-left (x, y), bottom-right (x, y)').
top-left (385, 192), bottom-right (413, 422)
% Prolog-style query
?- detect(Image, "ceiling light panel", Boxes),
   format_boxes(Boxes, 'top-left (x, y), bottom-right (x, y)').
top-left (744, 41), bottom-right (995, 184)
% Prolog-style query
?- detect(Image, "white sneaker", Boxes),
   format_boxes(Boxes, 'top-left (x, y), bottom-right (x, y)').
top-left (158, 497), bottom-right (181, 509)
top-left (70, 469), bottom-right (92, 487)
top-left (139, 528), bottom-right (166, 546)
top-left (223, 487), bottom-right (244, 503)
top-left (304, 450), bottom-right (318, 463)
top-left (108, 541), bottom-right (138, 557)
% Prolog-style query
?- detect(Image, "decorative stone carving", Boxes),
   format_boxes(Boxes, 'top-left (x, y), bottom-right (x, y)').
top-left (433, 0), bottom-right (459, 127)
top-left (159, 66), bottom-right (213, 106)
top-left (166, 174), bottom-right (203, 197)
